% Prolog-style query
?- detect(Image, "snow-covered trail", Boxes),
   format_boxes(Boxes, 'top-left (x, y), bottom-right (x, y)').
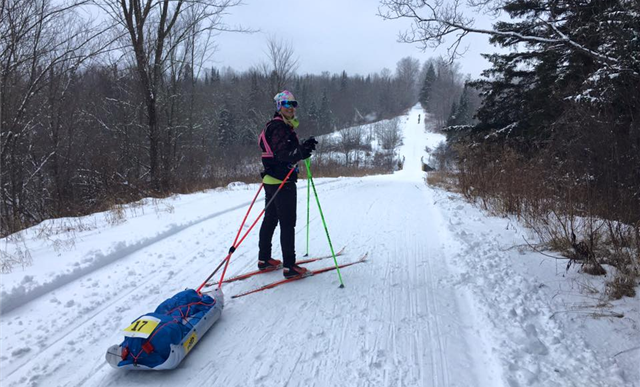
top-left (2, 104), bottom-right (635, 387)
top-left (90, 106), bottom-right (498, 386)
top-left (198, 176), bottom-right (497, 387)
top-left (1, 105), bottom-right (495, 387)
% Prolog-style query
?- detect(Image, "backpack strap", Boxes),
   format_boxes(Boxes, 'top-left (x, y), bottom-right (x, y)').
top-left (258, 116), bottom-right (284, 158)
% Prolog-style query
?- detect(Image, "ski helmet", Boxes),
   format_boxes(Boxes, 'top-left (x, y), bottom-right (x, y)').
top-left (274, 90), bottom-right (297, 110)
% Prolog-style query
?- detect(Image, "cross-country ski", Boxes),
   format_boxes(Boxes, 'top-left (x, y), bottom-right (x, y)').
top-left (212, 246), bottom-right (345, 285)
top-left (231, 253), bottom-right (368, 299)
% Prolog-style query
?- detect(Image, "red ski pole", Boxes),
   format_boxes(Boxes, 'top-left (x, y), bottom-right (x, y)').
top-left (196, 166), bottom-right (296, 293)
top-left (215, 167), bottom-right (296, 289)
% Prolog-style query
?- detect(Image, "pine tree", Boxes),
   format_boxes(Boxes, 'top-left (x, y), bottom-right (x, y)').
top-left (210, 67), bottom-right (220, 85)
top-left (446, 101), bottom-right (458, 127)
top-left (468, 3), bottom-right (573, 149)
top-left (340, 70), bottom-right (348, 91)
top-left (217, 109), bottom-right (234, 149)
top-left (307, 99), bottom-right (319, 132)
top-left (248, 72), bottom-right (261, 108)
top-left (454, 85), bottom-right (472, 125)
top-left (318, 89), bottom-right (333, 134)
top-left (419, 63), bottom-right (436, 109)
top-left (308, 100), bottom-right (319, 122)
top-left (462, 0), bottom-right (640, 222)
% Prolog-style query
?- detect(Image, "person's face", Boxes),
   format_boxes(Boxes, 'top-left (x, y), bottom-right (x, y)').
top-left (279, 101), bottom-right (297, 118)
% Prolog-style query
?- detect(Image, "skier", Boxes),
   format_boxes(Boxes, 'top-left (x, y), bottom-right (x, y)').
top-left (418, 114), bottom-right (421, 124)
top-left (257, 90), bottom-right (318, 279)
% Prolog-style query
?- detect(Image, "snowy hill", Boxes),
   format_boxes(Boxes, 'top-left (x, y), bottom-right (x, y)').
top-left (1, 104), bottom-right (638, 387)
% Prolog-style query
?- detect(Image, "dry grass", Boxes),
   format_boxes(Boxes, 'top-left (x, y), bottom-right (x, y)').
top-left (0, 245), bottom-right (33, 273)
top-left (426, 171), bottom-right (460, 192)
top-left (302, 156), bottom-right (397, 178)
top-left (436, 143), bottom-right (639, 300)
top-left (606, 274), bottom-right (637, 299)
top-left (0, 233), bottom-right (33, 273)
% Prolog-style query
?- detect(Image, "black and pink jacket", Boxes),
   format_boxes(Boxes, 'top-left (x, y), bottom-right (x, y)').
top-left (258, 113), bottom-right (303, 182)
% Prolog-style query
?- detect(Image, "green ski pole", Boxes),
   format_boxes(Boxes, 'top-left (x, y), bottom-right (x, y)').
top-left (305, 159), bottom-right (311, 257)
top-left (304, 158), bottom-right (345, 288)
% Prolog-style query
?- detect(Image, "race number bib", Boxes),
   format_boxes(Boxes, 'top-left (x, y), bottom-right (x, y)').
top-left (123, 316), bottom-right (161, 339)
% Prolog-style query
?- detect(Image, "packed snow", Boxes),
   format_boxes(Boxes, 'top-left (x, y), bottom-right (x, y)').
top-left (1, 104), bottom-right (638, 386)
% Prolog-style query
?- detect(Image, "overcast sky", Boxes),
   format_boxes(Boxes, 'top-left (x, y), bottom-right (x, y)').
top-left (210, 1), bottom-right (503, 79)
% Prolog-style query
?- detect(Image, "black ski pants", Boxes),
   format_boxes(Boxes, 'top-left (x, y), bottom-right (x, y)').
top-left (258, 182), bottom-right (297, 267)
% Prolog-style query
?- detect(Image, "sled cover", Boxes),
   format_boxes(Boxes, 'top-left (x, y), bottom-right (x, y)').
top-left (106, 288), bottom-right (223, 370)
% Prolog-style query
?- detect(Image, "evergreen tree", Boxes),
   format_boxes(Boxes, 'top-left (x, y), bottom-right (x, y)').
top-left (318, 89), bottom-right (333, 134)
top-left (454, 85), bottom-right (472, 125)
top-left (248, 72), bottom-right (261, 108)
top-left (419, 63), bottom-right (436, 109)
top-left (217, 109), bottom-right (234, 149)
top-left (210, 67), bottom-right (220, 85)
top-left (466, 0), bottom-right (618, 152)
top-left (460, 0), bottom-right (639, 223)
top-left (295, 77), bottom-right (302, 95)
top-left (340, 70), bottom-right (348, 91)
top-left (307, 99), bottom-right (319, 133)
top-left (446, 101), bottom-right (458, 127)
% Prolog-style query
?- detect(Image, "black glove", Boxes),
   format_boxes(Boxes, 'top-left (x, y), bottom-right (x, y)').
top-left (300, 145), bottom-right (313, 160)
top-left (302, 136), bottom-right (318, 151)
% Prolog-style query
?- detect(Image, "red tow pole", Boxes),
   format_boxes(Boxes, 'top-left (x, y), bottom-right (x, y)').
top-left (196, 167), bottom-right (296, 294)
top-left (195, 184), bottom-right (264, 294)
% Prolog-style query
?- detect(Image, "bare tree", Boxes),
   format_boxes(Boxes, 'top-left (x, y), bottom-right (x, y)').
top-left (0, 0), bottom-right (107, 234)
top-left (93, 0), bottom-right (244, 191)
top-left (259, 36), bottom-right (299, 96)
top-left (376, 118), bottom-right (403, 151)
top-left (430, 57), bottom-right (463, 126)
top-left (338, 126), bottom-right (367, 166)
top-left (0, 0), bottom-right (432, 237)
top-left (395, 56), bottom-right (421, 106)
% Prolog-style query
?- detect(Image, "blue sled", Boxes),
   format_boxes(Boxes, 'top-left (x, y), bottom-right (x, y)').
top-left (105, 288), bottom-right (224, 370)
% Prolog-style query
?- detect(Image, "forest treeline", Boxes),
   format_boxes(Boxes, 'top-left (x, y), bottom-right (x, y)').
top-left (0, 0), bottom-right (471, 237)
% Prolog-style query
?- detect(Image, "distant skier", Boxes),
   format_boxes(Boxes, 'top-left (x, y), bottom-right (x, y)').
top-left (418, 114), bottom-right (421, 124)
top-left (257, 90), bottom-right (318, 279)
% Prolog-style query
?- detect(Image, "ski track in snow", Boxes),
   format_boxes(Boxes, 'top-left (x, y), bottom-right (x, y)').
top-left (0, 181), bottom-right (338, 316)
top-left (0, 180), bottom-right (342, 385)
top-left (194, 176), bottom-right (488, 387)
top-left (1, 104), bottom-right (636, 387)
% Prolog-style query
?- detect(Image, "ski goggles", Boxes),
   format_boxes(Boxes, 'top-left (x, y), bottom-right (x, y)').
top-left (280, 100), bottom-right (298, 108)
